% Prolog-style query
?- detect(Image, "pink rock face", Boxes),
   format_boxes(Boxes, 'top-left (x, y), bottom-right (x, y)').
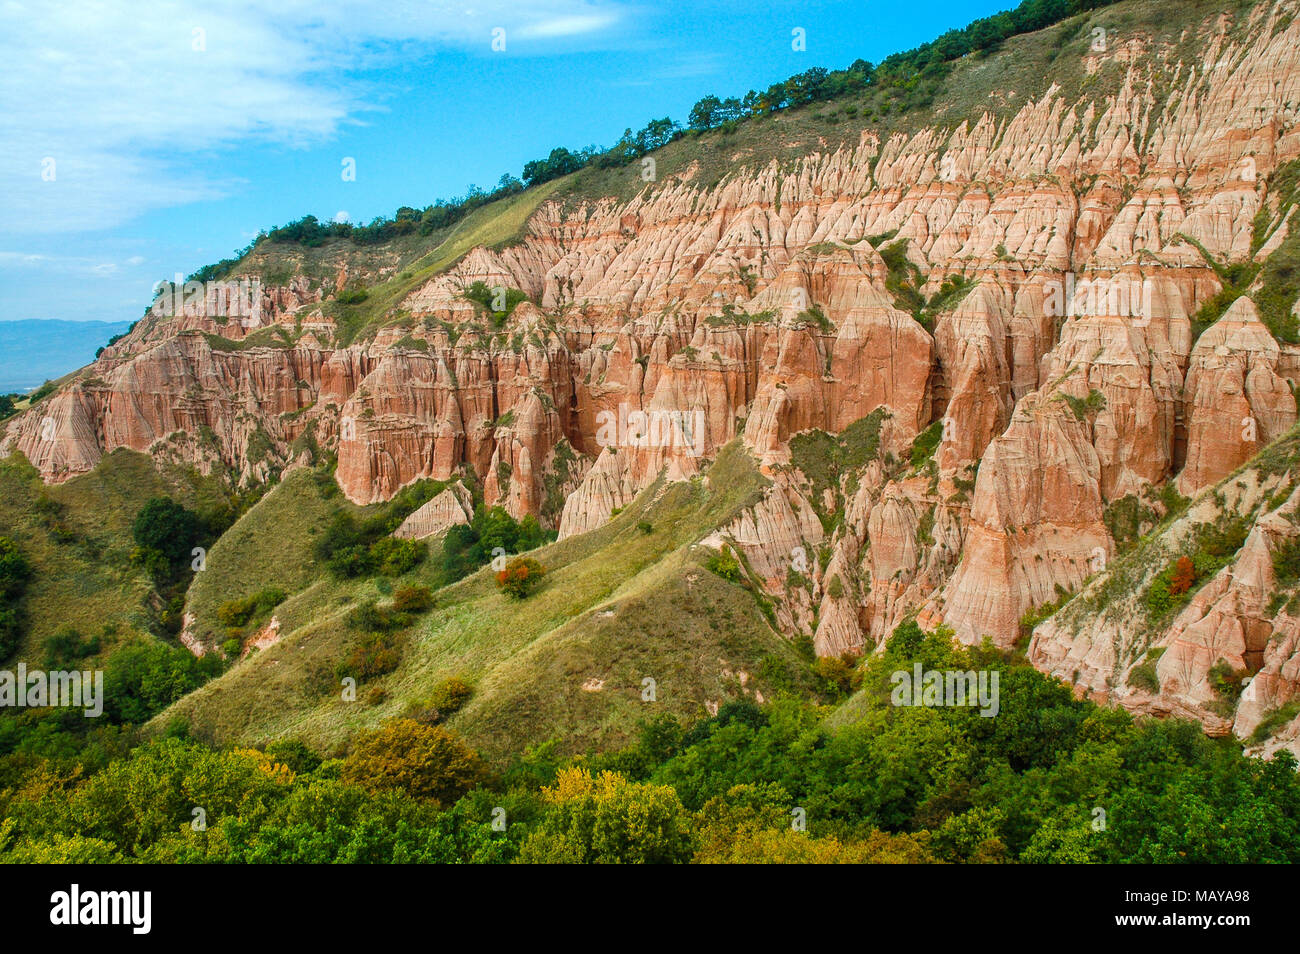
top-left (393, 484), bottom-right (473, 540)
top-left (1178, 297), bottom-right (1297, 495)
top-left (1165, 498), bottom-right (1300, 731)
top-left (938, 391), bottom-right (1112, 646)
top-left (933, 284), bottom-right (1013, 468)
top-left (1029, 479), bottom-right (1300, 758)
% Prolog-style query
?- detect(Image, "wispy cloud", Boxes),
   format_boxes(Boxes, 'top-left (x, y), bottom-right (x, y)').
top-left (0, 0), bottom-right (628, 235)
top-left (518, 14), bottom-right (620, 38)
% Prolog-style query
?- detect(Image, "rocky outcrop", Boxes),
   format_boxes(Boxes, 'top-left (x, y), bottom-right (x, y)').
top-left (936, 390), bottom-right (1112, 645)
top-left (1028, 457), bottom-right (1300, 758)
top-left (393, 483), bottom-right (474, 539)
top-left (1178, 296), bottom-right (1297, 494)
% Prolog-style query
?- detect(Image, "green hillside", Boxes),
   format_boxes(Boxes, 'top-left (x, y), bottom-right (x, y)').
top-left (154, 443), bottom-right (813, 759)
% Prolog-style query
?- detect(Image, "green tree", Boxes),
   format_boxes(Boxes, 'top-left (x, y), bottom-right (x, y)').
top-left (518, 767), bottom-right (693, 864)
top-left (131, 497), bottom-right (201, 578)
top-left (341, 719), bottom-right (485, 806)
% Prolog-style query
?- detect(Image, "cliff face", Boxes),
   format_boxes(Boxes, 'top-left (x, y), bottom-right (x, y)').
top-left (7, 1), bottom-right (1300, 749)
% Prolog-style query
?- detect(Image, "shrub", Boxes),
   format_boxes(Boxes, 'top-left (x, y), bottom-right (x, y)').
top-left (42, 626), bottom-right (100, 668)
top-left (496, 557), bottom-right (545, 599)
top-left (429, 677), bottom-right (474, 716)
top-left (815, 652), bottom-right (862, 697)
top-left (0, 537), bottom-right (33, 601)
top-left (263, 739), bottom-right (322, 775)
top-left (1272, 537), bottom-right (1300, 587)
top-left (1168, 556), bottom-right (1195, 596)
top-left (216, 587), bottom-right (287, 628)
top-left (341, 719), bottom-right (485, 805)
top-left (131, 497), bottom-right (201, 580)
top-left (369, 537), bottom-right (426, 577)
top-left (705, 549), bottom-right (743, 584)
top-left (1127, 661), bottom-right (1160, 693)
top-left (346, 599), bottom-right (409, 634)
top-left (336, 632), bottom-right (404, 681)
top-left (1208, 660), bottom-right (1245, 707)
top-left (517, 767), bottom-right (693, 864)
top-left (102, 640), bottom-right (222, 723)
top-left (1249, 699), bottom-right (1300, 745)
top-left (391, 585), bottom-right (433, 614)
top-left (909, 420), bottom-right (943, 468)
top-left (0, 537), bottom-right (33, 659)
top-left (439, 506), bottom-right (556, 583)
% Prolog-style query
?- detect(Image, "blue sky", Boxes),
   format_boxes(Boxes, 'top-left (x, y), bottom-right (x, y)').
top-left (0, 0), bottom-right (1011, 328)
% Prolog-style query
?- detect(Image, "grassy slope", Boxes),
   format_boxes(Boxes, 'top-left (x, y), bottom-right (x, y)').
top-left (182, 467), bottom-right (340, 646)
top-left (153, 443), bottom-right (812, 759)
top-left (0, 449), bottom-right (232, 660)
top-left (326, 177), bottom-right (567, 346)
top-left (228, 178), bottom-right (566, 348)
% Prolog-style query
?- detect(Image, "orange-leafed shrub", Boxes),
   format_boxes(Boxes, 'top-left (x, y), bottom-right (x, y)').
top-left (1169, 556), bottom-right (1195, 596)
top-left (496, 556), bottom-right (545, 599)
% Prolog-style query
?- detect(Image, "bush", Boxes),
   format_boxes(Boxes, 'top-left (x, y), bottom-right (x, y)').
top-left (1272, 537), bottom-right (1300, 587)
top-left (263, 739), bottom-right (322, 775)
top-left (216, 587), bottom-right (287, 628)
top-left (1208, 660), bottom-right (1245, 706)
top-left (42, 626), bottom-right (100, 668)
top-left (341, 719), bottom-right (485, 805)
top-left (440, 506), bottom-right (555, 583)
top-left (429, 677), bottom-right (474, 716)
top-left (391, 585), bottom-right (433, 614)
top-left (496, 557), bottom-right (545, 599)
top-left (336, 631), bottom-right (405, 681)
top-left (102, 640), bottom-right (222, 723)
top-left (1168, 556), bottom-right (1195, 596)
top-left (0, 537), bottom-right (32, 601)
top-left (909, 420), bottom-right (943, 468)
top-left (518, 767), bottom-right (693, 864)
top-left (705, 549), bottom-right (743, 583)
top-left (815, 652), bottom-right (862, 697)
top-left (346, 599), bottom-right (409, 634)
top-left (369, 537), bottom-right (426, 577)
top-left (1127, 661), bottom-right (1160, 693)
top-left (0, 537), bottom-right (33, 659)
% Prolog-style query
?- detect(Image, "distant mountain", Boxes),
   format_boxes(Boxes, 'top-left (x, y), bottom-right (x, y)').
top-left (0, 318), bottom-right (132, 394)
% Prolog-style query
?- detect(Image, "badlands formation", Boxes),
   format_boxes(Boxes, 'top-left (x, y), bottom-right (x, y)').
top-left (6, 0), bottom-right (1300, 752)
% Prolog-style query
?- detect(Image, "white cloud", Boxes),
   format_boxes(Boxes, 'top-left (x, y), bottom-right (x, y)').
top-left (518, 14), bottom-right (619, 38)
top-left (0, 249), bottom-right (150, 278)
top-left (0, 0), bottom-right (628, 235)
